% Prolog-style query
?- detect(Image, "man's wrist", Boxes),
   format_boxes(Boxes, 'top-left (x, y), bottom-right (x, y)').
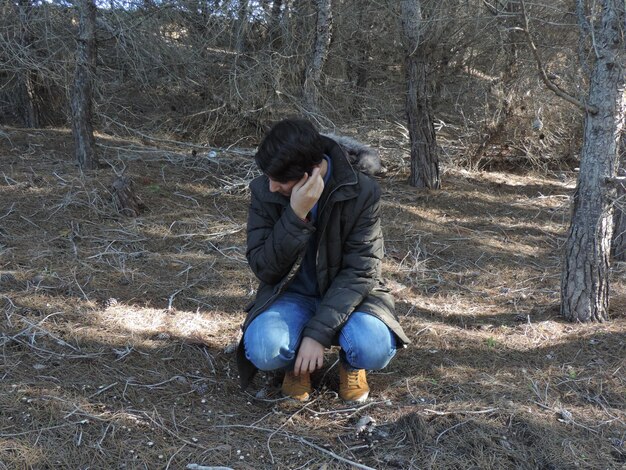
top-left (290, 203), bottom-right (308, 220)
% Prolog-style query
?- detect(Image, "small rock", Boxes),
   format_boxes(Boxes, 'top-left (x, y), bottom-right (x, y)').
top-left (355, 415), bottom-right (376, 435)
top-left (557, 409), bottom-right (573, 422)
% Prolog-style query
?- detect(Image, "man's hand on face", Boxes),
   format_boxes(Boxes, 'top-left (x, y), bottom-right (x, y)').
top-left (290, 165), bottom-right (324, 220)
top-left (294, 336), bottom-right (325, 376)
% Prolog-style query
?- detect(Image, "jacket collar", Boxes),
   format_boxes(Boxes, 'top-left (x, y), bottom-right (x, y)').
top-left (254, 135), bottom-right (359, 204)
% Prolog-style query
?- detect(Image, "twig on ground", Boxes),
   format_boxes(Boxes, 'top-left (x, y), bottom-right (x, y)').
top-left (0, 203), bottom-right (15, 220)
top-left (267, 397), bottom-right (321, 463)
top-left (125, 375), bottom-right (187, 389)
top-left (435, 419), bottom-right (472, 444)
top-left (165, 444), bottom-right (187, 470)
top-left (310, 400), bottom-right (389, 420)
top-left (89, 382), bottom-right (119, 398)
top-left (424, 408), bottom-right (498, 416)
top-left (295, 435), bottom-right (377, 470)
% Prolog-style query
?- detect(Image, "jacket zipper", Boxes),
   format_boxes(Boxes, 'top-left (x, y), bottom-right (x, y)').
top-left (315, 178), bottom-right (357, 289)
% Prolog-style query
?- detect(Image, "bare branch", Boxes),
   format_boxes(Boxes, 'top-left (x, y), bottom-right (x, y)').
top-left (519, 0), bottom-right (598, 114)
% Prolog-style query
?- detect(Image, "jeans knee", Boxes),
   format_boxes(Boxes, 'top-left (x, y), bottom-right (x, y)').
top-left (244, 326), bottom-right (296, 371)
top-left (343, 342), bottom-right (396, 370)
top-left (340, 312), bottom-right (396, 370)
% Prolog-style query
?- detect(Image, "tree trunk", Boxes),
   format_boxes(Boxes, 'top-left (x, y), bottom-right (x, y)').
top-left (267, 0), bottom-right (283, 48)
top-left (16, 0), bottom-right (40, 128)
top-left (472, 0), bottom-right (522, 168)
top-left (401, 0), bottom-right (439, 189)
top-left (235, 0), bottom-right (249, 53)
top-left (612, 134), bottom-right (626, 261)
top-left (71, 0), bottom-right (97, 170)
top-left (347, 1), bottom-right (369, 116)
top-left (561, 0), bottom-right (625, 322)
top-left (303, 0), bottom-right (332, 113)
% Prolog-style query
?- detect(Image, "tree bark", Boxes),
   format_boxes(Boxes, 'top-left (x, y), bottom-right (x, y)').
top-left (235, 0), bottom-right (249, 53)
top-left (472, 0), bottom-right (523, 167)
top-left (612, 134), bottom-right (626, 261)
top-left (561, 0), bottom-right (625, 322)
top-left (347, 1), bottom-right (370, 115)
top-left (71, 0), bottom-right (98, 170)
top-left (303, 0), bottom-right (332, 113)
top-left (111, 176), bottom-right (145, 217)
top-left (401, 0), bottom-right (439, 189)
top-left (16, 0), bottom-right (40, 128)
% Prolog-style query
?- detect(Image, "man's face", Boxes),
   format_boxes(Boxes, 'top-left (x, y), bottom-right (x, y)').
top-left (268, 177), bottom-right (298, 197)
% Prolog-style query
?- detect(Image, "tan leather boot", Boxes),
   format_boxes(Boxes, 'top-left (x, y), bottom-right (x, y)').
top-left (339, 363), bottom-right (369, 403)
top-left (281, 371), bottom-right (312, 401)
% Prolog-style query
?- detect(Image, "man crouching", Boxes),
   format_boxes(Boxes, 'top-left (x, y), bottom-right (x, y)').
top-left (236, 118), bottom-right (409, 402)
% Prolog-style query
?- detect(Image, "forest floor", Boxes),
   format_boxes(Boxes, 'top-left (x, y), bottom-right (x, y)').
top-left (0, 126), bottom-right (625, 470)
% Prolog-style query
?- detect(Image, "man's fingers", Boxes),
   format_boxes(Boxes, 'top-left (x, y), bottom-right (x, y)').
top-left (294, 355), bottom-right (303, 376)
top-left (293, 173), bottom-right (309, 192)
top-left (295, 356), bottom-right (320, 375)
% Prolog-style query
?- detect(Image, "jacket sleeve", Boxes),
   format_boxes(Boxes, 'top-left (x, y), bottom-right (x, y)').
top-left (302, 184), bottom-right (383, 347)
top-left (246, 185), bottom-right (316, 285)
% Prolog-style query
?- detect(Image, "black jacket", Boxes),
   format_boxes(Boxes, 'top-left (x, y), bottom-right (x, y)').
top-left (237, 136), bottom-right (410, 388)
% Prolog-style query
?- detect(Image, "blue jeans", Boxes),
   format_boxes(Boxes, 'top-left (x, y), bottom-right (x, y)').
top-left (244, 292), bottom-right (396, 371)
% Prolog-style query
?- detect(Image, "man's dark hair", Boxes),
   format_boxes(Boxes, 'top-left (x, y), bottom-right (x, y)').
top-left (255, 119), bottom-right (325, 182)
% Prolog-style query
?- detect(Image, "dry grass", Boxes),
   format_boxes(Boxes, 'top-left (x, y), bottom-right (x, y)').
top-left (0, 127), bottom-right (624, 469)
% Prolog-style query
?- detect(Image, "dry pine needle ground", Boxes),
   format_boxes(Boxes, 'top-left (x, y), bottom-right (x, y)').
top-left (0, 128), bottom-right (625, 469)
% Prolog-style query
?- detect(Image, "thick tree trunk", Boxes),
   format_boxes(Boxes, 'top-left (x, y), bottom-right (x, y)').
top-left (612, 135), bottom-right (626, 261)
top-left (71, 0), bottom-right (97, 170)
top-left (303, 0), bottom-right (332, 113)
top-left (561, 0), bottom-right (625, 322)
top-left (401, 0), bottom-right (439, 189)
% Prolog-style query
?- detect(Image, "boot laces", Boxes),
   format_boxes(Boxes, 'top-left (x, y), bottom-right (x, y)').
top-left (347, 369), bottom-right (360, 388)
